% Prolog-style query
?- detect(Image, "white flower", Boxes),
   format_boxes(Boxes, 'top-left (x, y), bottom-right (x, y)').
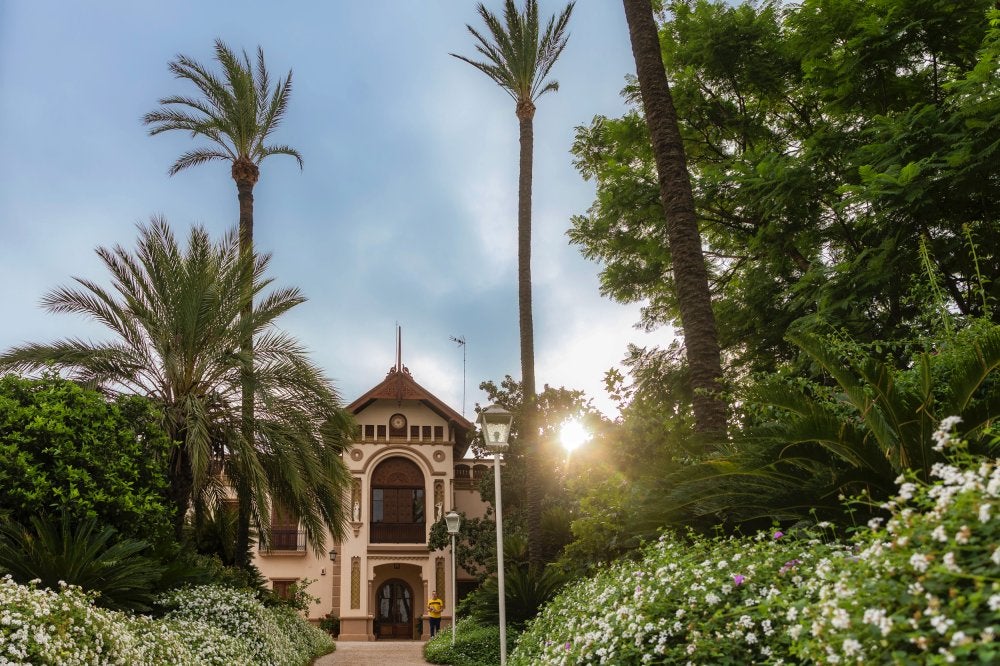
top-left (980, 504), bottom-right (992, 523)
top-left (930, 615), bottom-right (954, 635)
top-left (955, 525), bottom-right (971, 544)
top-left (842, 637), bottom-right (862, 657)
top-left (909, 553), bottom-right (930, 573)
top-left (932, 416), bottom-right (963, 452)
top-left (831, 607), bottom-right (851, 630)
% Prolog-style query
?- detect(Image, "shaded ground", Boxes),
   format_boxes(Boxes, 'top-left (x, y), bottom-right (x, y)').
top-left (314, 640), bottom-right (433, 666)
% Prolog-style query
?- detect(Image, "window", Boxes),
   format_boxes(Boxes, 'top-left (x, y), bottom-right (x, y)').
top-left (410, 425), bottom-right (420, 440)
top-left (364, 424), bottom-right (375, 440)
top-left (377, 424), bottom-right (387, 439)
top-left (422, 425), bottom-right (432, 440)
top-left (370, 457), bottom-right (425, 543)
top-left (272, 579), bottom-right (298, 600)
top-left (433, 425), bottom-right (444, 441)
top-left (269, 503), bottom-right (303, 551)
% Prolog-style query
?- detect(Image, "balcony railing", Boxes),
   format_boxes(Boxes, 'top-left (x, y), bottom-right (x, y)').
top-left (260, 528), bottom-right (306, 552)
top-left (370, 522), bottom-right (426, 544)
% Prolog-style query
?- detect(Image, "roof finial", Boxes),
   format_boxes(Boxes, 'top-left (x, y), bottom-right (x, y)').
top-left (396, 324), bottom-right (402, 372)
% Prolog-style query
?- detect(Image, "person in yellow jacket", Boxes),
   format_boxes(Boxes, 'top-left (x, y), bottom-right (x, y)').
top-left (427, 591), bottom-right (444, 637)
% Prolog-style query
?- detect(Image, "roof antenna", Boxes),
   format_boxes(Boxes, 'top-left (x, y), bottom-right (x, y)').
top-left (450, 335), bottom-right (466, 417)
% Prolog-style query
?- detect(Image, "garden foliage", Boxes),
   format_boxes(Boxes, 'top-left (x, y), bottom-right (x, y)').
top-left (0, 373), bottom-right (173, 542)
top-left (0, 580), bottom-right (332, 665)
top-left (512, 424), bottom-right (1000, 664)
top-left (424, 618), bottom-right (517, 666)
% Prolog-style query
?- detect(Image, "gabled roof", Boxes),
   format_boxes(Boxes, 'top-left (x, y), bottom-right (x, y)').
top-left (347, 365), bottom-right (474, 434)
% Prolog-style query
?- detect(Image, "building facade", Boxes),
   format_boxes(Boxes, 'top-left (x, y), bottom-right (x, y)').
top-left (252, 358), bottom-right (490, 640)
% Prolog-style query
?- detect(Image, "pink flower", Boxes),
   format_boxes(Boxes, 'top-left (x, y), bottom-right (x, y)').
top-left (773, 531), bottom-right (784, 540)
top-left (779, 559), bottom-right (801, 574)
top-left (733, 574), bottom-right (746, 586)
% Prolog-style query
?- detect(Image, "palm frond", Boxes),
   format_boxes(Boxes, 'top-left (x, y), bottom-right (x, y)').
top-left (453, 0), bottom-right (574, 105)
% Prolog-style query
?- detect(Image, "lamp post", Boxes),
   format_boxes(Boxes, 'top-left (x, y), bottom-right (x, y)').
top-left (445, 510), bottom-right (461, 646)
top-left (478, 404), bottom-right (513, 666)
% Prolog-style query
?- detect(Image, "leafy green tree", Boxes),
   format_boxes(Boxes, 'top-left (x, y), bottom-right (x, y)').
top-left (144, 39), bottom-right (303, 565)
top-left (428, 513), bottom-right (499, 582)
top-left (571, 0), bottom-right (999, 384)
top-left (475, 377), bottom-right (610, 531)
top-left (0, 373), bottom-right (173, 543)
top-left (452, 0), bottom-right (574, 570)
top-left (0, 220), bottom-right (353, 556)
top-left (621, 0), bottom-right (727, 436)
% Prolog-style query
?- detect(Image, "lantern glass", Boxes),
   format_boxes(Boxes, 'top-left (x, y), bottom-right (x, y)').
top-left (478, 404), bottom-right (513, 454)
top-left (445, 510), bottom-right (461, 535)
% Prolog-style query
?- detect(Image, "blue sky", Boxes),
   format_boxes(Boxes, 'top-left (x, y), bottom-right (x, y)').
top-left (0, 1), bottom-right (664, 416)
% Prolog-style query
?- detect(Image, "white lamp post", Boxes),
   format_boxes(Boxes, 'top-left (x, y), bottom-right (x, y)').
top-left (478, 404), bottom-right (513, 666)
top-left (445, 510), bottom-right (461, 646)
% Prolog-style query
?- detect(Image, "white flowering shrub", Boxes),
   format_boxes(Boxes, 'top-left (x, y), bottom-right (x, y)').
top-left (0, 578), bottom-right (333, 665)
top-left (512, 423), bottom-right (1000, 664)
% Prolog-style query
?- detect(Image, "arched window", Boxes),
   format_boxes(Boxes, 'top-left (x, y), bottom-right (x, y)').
top-left (370, 457), bottom-right (425, 543)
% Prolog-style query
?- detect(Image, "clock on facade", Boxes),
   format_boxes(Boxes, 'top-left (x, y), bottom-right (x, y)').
top-left (389, 414), bottom-right (407, 432)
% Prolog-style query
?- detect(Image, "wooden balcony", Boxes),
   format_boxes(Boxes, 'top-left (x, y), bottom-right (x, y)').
top-left (370, 522), bottom-right (426, 544)
top-left (259, 528), bottom-right (306, 553)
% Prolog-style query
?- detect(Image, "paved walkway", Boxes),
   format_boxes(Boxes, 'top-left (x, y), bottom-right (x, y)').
top-left (314, 640), bottom-right (433, 666)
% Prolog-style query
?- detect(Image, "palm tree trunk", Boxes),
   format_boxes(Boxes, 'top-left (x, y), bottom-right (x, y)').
top-left (622, 0), bottom-right (727, 437)
top-left (234, 168), bottom-right (257, 568)
top-left (516, 101), bottom-right (543, 571)
top-left (168, 445), bottom-right (194, 539)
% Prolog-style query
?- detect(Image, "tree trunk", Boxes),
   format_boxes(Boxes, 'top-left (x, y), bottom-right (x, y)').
top-left (516, 100), bottom-right (543, 571)
top-left (622, 0), bottom-right (727, 437)
top-left (168, 444), bottom-right (194, 539)
top-left (233, 159), bottom-right (259, 568)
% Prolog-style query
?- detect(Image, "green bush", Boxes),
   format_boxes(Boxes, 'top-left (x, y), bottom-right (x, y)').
top-left (512, 423), bottom-right (1000, 664)
top-left (424, 618), bottom-right (517, 666)
top-left (0, 373), bottom-right (174, 543)
top-left (460, 564), bottom-right (568, 630)
top-left (0, 512), bottom-right (164, 611)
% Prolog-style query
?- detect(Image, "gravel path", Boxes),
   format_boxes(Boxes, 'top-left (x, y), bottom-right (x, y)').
top-left (313, 640), bottom-right (433, 666)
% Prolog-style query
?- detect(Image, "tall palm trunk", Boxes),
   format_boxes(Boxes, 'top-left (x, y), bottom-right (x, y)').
top-left (517, 100), bottom-right (543, 571)
top-left (234, 158), bottom-right (259, 567)
top-left (168, 445), bottom-right (195, 538)
top-left (622, 0), bottom-right (727, 437)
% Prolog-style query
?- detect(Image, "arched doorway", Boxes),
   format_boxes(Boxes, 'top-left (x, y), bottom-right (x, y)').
top-left (371, 456), bottom-right (426, 543)
top-left (375, 578), bottom-right (414, 639)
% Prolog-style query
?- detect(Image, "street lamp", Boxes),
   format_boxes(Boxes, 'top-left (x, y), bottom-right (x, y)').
top-left (477, 404), bottom-right (513, 666)
top-left (445, 510), bottom-right (462, 646)
top-left (328, 547), bottom-right (337, 562)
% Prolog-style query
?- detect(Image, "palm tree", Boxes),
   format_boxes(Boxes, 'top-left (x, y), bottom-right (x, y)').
top-left (143, 39), bottom-right (303, 564)
top-left (0, 219), bottom-right (352, 557)
top-left (667, 325), bottom-right (1000, 527)
top-left (621, 0), bottom-right (727, 436)
top-left (453, 0), bottom-right (574, 571)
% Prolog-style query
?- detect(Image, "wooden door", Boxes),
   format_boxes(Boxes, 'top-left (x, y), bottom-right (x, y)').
top-left (375, 579), bottom-right (414, 639)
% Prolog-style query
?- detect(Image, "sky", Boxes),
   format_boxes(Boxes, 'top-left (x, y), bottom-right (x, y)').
top-left (0, 1), bottom-right (666, 418)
